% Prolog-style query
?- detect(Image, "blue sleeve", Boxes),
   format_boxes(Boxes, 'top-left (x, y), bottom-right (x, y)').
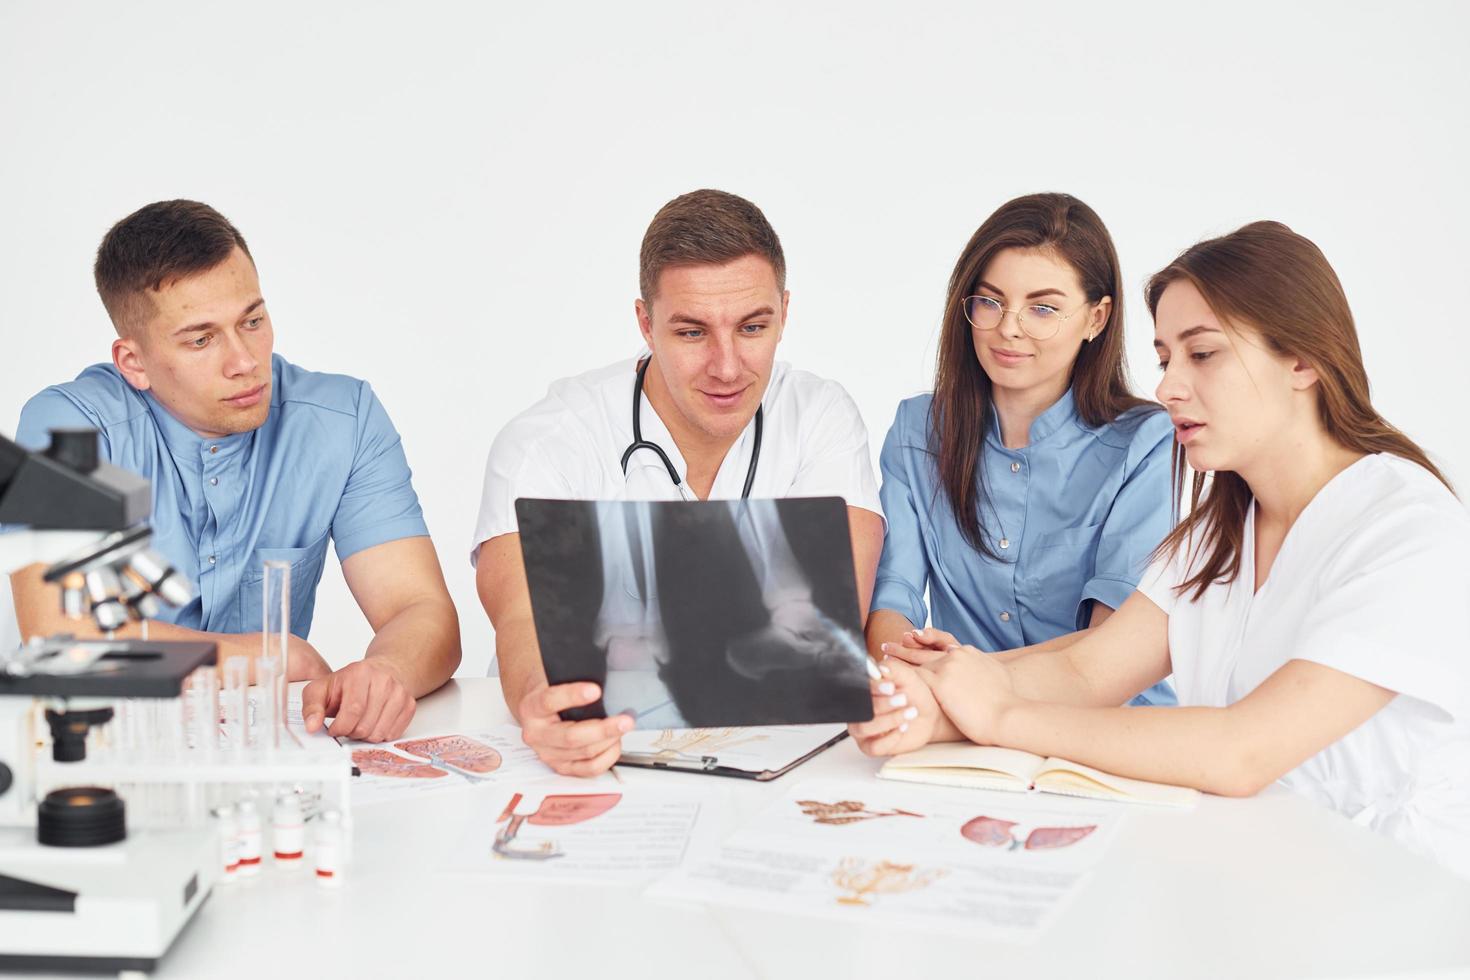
top-left (14, 389), bottom-right (106, 455)
top-left (1079, 412), bottom-right (1174, 623)
top-left (329, 383), bottom-right (430, 561)
top-left (870, 405), bottom-right (931, 627)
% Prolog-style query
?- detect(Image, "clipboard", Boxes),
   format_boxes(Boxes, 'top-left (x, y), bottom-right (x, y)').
top-left (615, 725), bottom-right (849, 781)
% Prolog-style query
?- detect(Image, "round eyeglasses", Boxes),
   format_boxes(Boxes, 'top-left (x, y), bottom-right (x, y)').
top-left (962, 295), bottom-right (1093, 342)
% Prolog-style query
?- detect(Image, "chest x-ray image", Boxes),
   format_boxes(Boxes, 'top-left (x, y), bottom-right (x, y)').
top-left (516, 497), bottom-right (874, 728)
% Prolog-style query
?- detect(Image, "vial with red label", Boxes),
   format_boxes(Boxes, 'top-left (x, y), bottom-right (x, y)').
top-left (272, 792), bottom-right (304, 868)
top-left (236, 798), bottom-right (263, 876)
top-left (213, 804), bottom-right (240, 883)
top-left (314, 809), bottom-right (344, 887)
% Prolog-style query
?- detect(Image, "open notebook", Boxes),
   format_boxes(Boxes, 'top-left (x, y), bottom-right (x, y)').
top-left (878, 743), bottom-right (1199, 808)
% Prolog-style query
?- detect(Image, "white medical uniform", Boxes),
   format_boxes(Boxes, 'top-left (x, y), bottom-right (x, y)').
top-left (1139, 453), bottom-right (1470, 876)
top-left (471, 357), bottom-right (883, 558)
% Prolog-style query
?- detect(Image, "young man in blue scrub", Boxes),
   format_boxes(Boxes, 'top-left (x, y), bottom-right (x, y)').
top-left (9, 200), bottom-right (460, 742)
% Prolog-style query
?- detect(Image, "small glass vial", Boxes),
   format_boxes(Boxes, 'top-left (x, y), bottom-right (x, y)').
top-left (237, 798), bottom-right (263, 876)
top-left (214, 804), bottom-right (240, 884)
top-left (314, 809), bottom-right (344, 887)
top-left (272, 793), bottom-right (305, 868)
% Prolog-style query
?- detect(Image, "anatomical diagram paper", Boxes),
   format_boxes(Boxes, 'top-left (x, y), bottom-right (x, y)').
top-left (647, 777), bottom-right (1121, 941)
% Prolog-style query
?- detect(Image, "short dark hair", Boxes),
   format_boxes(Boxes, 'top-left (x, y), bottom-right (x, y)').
top-left (94, 200), bottom-right (252, 335)
top-left (638, 189), bottom-right (785, 303)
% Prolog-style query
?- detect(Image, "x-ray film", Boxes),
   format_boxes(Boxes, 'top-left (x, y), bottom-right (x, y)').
top-left (517, 497), bottom-right (875, 729)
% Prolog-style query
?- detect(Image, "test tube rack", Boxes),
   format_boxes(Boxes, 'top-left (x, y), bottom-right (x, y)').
top-left (30, 684), bottom-right (354, 837)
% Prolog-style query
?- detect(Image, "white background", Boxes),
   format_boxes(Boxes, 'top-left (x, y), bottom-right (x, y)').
top-left (2, 1), bottom-right (1467, 675)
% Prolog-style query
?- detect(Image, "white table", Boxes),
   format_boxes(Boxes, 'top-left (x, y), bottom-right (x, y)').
top-left (141, 679), bottom-right (1470, 980)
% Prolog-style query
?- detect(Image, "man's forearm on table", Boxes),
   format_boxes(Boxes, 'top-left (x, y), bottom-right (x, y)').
top-left (363, 598), bottom-right (462, 697)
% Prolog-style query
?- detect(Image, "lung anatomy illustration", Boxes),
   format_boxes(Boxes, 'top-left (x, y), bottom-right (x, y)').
top-left (352, 735), bottom-right (504, 783)
top-left (961, 815), bottom-right (1096, 851)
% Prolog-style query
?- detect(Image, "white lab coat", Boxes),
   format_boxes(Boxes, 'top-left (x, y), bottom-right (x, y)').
top-left (471, 356), bottom-right (883, 559)
top-left (1140, 453), bottom-right (1470, 877)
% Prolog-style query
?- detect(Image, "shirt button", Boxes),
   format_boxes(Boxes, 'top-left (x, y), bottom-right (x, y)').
top-left (1010, 461), bottom-right (1021, 473)
top-left (209, 445), bottom-right (219, 454)
top-left (208, 555), bottom-right (217, 565)
top-left (1000, 611), bottom-right (1011, 622)
top-left (999, 538), bottom-right (1010, 549)
top-left (209, 477), bottom-right (219, 487)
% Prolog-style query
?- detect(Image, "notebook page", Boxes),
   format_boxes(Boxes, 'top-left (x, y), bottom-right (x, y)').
top-left (879, 743), bottom-right (1047, 787)
top-left (1036, 759), bottom-right (1200, 808)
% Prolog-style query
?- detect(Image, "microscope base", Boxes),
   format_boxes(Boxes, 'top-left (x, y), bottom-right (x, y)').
top-left (0, 825), bottom-right (217, 974)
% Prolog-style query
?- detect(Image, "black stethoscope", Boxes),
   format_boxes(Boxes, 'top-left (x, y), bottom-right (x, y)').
top-left (620, 356), bottom-right (763, 499)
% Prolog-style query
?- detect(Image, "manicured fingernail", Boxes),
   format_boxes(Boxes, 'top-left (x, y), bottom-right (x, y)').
top-left (889, 694), bottom-right (907, 708)
top-left (903, 706), bottom-right (919, 720)
top-left (877, 681), bottom-right (895, 696)
top-left (878, 664), bottom-right (891, 676)
top-left (899, 722), bottom-right (910, 733)
top-left (880, 642), bottom-right (893, 652)
top-left (616, 715), bottom-right (635, 732)
top-left (583, 684), bottom-right (600, 699)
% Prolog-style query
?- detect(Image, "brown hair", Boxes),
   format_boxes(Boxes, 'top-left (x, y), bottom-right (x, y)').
top-left (931, 192), bottom-right (1156, 557)
top-left (639, 189), bottom-right (785, 303)
top-left (1146, 220), bottom-right (1451, 599)
top-left (94, 199), bottom-right (251, 335)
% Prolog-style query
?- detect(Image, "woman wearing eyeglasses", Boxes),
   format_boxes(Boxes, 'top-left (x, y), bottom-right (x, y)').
top-left (867, 192), bottom-right (1175, 707)
top-left (858, 221), bottom-right (1470, 875)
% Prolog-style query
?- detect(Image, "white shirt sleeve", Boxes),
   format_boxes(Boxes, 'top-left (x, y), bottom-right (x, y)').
top-left (1137, 544), bottom-right (1185, 616)
top-left (1289, 499), bottom-right (1470, 722)
top-left (469, 411), bottom-right (582, 566)
top-left (787, 380), bottom-right (882, 519)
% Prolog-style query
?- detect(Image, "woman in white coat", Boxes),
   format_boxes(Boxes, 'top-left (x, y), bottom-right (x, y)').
top-left (853, 220), bottom-right (1470, 876)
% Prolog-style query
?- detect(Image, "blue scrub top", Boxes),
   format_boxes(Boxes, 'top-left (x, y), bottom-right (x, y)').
top-left (873, 389), bottom-right (1177, 705)
top-left (13, 354), bottom-right (429, 638)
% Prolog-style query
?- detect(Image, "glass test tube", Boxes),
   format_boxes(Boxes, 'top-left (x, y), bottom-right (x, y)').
top-left (261, 560), bottom-right (291, 748)
top-left (95, 699), bottom-right (123, 765)
top-left (116, 699), bottom-right (137, 760)
top-left (254, 655), bottom-right (281, 750)
top-left (223, 658), bottom-right (250, 759)
top-left (184, 667), bottom-right (219, 758)
top-left (159, 694), bottom-right (185, 766)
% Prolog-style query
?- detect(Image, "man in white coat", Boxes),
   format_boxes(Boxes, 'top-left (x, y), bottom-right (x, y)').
top-left (472, 189), bottom-right (884, 776)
